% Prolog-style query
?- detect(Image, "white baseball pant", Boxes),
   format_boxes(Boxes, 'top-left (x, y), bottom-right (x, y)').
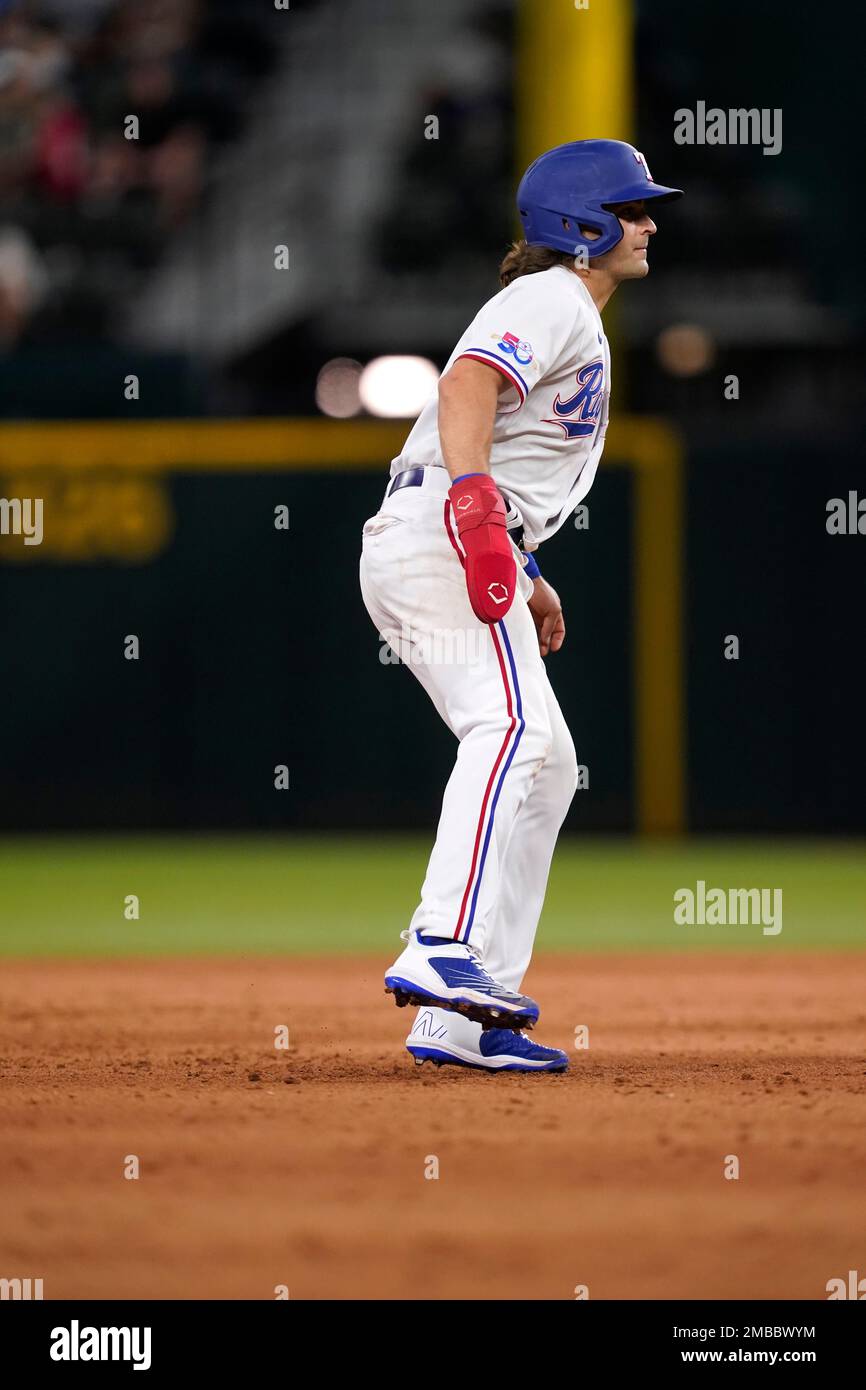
top-left (360, 466), bottom-right (578, 992)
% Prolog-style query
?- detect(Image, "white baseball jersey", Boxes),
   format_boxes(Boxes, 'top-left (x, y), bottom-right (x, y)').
top-left (390, 264), bottom-right (611, 548)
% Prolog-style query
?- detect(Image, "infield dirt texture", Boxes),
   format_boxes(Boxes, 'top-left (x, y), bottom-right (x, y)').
top-left (1, 838), bottom-right (864, 1300)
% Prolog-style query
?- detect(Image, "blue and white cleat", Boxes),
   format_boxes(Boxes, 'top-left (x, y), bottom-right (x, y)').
top-left (384, 932), bottom-right (539, 1032)
top-left (406, 1007), bottom-right (567, 1072)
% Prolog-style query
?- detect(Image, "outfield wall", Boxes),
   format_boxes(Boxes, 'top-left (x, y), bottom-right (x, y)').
top-left (0, 421), bottom-right (861, 833)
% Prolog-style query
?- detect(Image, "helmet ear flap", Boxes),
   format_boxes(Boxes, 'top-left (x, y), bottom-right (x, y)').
top-left (567, 209), bottom-right (623, 259)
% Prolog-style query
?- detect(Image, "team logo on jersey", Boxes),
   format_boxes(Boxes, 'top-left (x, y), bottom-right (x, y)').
top-left (496, 331), bottom-right (534, 366)
top-left (544, 360), bottom-right (605, 440)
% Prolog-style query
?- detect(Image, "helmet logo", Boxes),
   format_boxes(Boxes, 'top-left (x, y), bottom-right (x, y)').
top-left (633, 149), bottom-right (653, 181)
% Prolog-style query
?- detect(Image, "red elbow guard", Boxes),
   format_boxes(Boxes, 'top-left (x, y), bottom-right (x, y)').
top-left (448, 474), bottom-right (516, 624)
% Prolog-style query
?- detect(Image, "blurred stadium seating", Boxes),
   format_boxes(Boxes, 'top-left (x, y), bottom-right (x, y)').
top-left (0, 0), bottom-right (282, 352)
top-left (3, 0), bottom-right (863, 422)
top-left (0, 0), bottom-right (863, 837)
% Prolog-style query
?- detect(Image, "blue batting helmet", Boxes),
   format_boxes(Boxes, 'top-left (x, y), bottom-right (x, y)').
top-left (517, 139), bottom-right (683, 259)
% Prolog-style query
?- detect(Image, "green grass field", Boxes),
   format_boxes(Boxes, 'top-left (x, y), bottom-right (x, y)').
top-left (0, 835), bottom-right (863, 956)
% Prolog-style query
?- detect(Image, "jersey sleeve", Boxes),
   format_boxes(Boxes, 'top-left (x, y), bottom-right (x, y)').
top-left (452, 275), bottom-right (580, 412)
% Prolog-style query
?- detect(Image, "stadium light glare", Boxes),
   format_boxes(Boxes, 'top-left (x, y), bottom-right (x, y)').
top-left (655, 324), bottom-right (716, 377)
top-left (315, 357), bottom-right (363, 418)
top-left (358, 356), bottom-right (439, 418)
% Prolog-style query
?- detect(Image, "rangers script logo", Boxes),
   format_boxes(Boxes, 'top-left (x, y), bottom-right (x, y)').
top-left (543, 360), bottom-right (605, 439)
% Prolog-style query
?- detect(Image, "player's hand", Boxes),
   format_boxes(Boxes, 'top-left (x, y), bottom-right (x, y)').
top-left (527, 576), bottom-right (565, 656)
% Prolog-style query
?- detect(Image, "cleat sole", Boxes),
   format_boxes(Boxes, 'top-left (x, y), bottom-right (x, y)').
top-left (407, 1044), bottom-right (566, 1073)
top-left (385, 982), bottom-right (534, 1032)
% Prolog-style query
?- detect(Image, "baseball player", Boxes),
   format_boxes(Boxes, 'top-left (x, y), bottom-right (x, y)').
top-left (360, 140), bottom-right (682, 1072)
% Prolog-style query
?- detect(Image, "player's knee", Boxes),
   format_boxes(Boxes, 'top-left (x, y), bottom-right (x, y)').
top-left (563, 735), bottom-right (580, 799)
top-left (549, 724), bottom-right (580, 806)
top-left (521, 708), bottom-right (554, 767)
top-left (460, 706), bottom-right (553, 769)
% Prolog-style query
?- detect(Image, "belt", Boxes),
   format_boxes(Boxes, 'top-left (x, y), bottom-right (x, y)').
top-left (386, 467), bottom-right (525, 547)
top-left (386, 466), bottom-right (429, 497)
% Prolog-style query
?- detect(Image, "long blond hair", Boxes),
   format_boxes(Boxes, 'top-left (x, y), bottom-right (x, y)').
top-left (498, 239), bottom-right (575, 287)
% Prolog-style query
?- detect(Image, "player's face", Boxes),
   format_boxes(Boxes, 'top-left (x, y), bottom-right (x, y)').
top-left (596, 200), bottom-right (658, 280)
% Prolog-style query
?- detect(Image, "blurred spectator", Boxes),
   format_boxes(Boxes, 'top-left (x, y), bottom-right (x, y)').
top-left (375, 4), bottom-right (514, 274)
top-left (0, 0), bottom-right (277, 348)
top-left (0, 222), bottom-right (46, 347)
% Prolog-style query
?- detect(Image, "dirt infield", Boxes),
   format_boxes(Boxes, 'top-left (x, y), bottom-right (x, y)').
top-left (1, 953), bottom-right (864, 1301)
